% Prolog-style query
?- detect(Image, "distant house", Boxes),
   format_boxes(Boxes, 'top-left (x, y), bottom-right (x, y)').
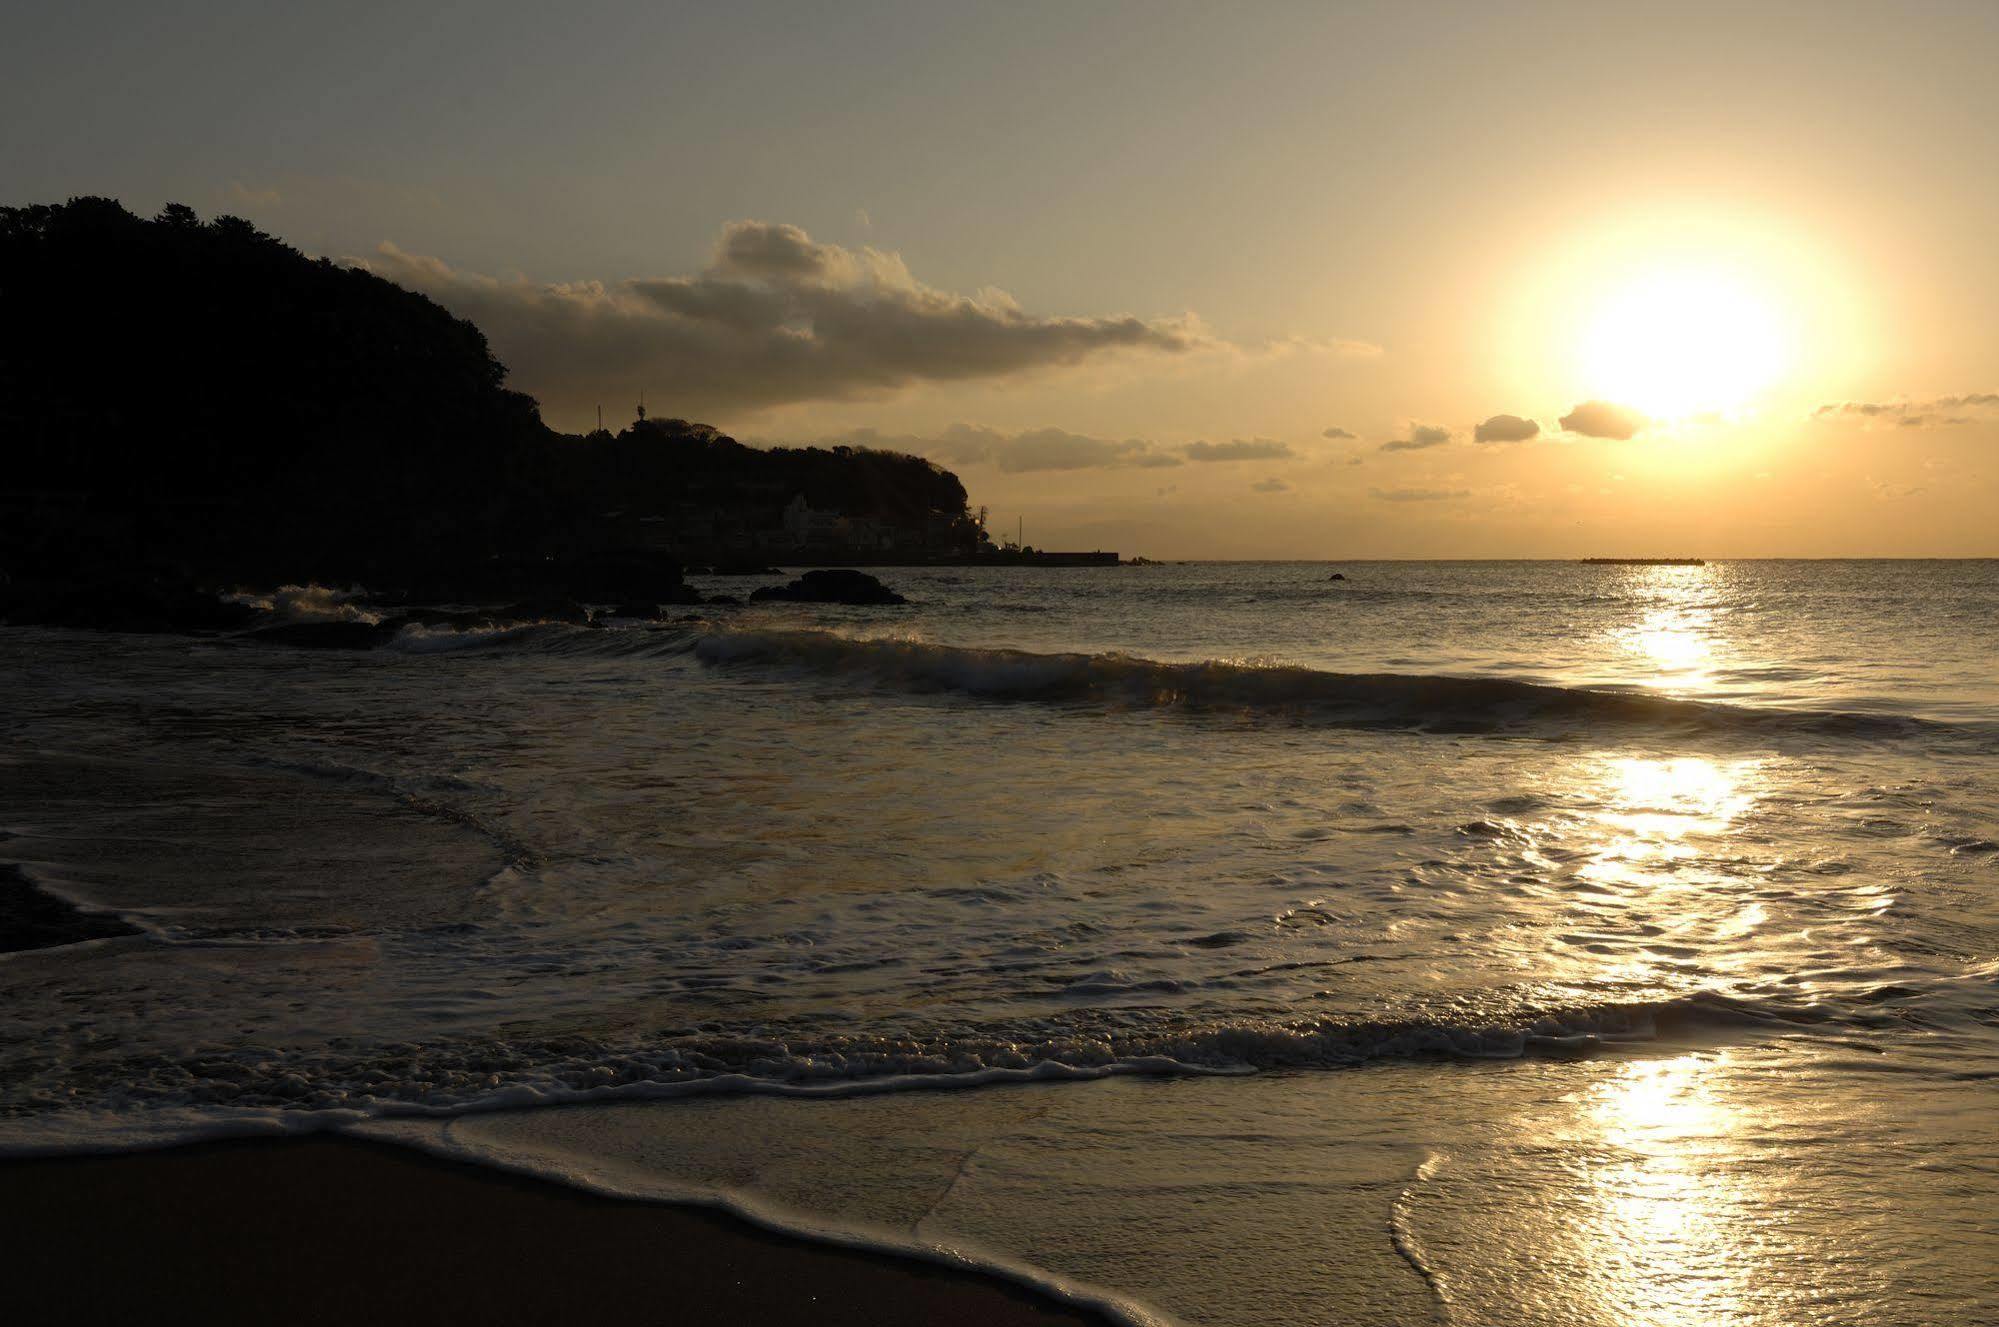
top-left (783, 494), bottom-right (849, 546)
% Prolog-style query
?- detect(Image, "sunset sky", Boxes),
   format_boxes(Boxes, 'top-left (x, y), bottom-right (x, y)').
top-left (8, 1), bottom-right (1996, 556)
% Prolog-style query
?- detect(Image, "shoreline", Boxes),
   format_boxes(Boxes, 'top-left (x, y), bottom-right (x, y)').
top-left (1, 1134), bottom-right (1110, 1326)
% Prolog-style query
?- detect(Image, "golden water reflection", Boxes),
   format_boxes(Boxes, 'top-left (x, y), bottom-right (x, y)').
top-left (1579, 755), bottom-right (1759, 899)
top-left (1560, 754), bottom-right (1785, 1322)
top-left (1581, 1053), bottom-right (1756, 1327)
top-left (1607, 563), bottom-right (1726, 693)
top-left (1631, 609), bottom-right (1714, 677)
top-left (1604, 756), bottom-right (1754, 834)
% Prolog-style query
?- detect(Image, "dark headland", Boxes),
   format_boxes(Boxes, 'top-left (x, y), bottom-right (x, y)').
top-left (0, 198), bottom-right (1112, 634)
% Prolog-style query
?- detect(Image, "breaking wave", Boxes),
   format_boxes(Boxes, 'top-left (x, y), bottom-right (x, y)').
top-left (693, 629), bottom-right (1974, 744)
top-left (222, 583), bottom-right (379, 623)
top-left (0, 990), bottom-right (1815, 1129)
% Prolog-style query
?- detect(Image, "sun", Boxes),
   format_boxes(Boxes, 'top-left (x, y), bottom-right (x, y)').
top-left (1491, 206), bottom-right (1863, 432)
top-left (1576, 263), bottom-right (1794, 419)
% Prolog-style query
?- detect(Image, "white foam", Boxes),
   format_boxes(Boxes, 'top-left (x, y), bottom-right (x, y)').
top-left (352, 1114), bottom-right (1177, 1327)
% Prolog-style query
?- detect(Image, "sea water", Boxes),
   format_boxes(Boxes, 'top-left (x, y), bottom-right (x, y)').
top-left (3, 561), bottom-right (1996, 1325)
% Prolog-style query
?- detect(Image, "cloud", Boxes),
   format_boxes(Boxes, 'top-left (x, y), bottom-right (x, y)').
top-left (1184, 438), bottom-right (1295, 462)
top-left (1380, 424), bottom-right (1452, 452)
top-left (1473, 413), bottom-right (1540, 444)
top-left (1370, 486), bottom-right (1471, 502)
top-left (1251, 477), bottom-right (1290, 493)
top-left (1559, 400), bottom-right (1647, 440)
top-left (355, 220), bottom-right (1207, 422)
top-left (817, 424), bottom-right (1179, 473)
top-left (1256, 336), bottom-right (1384, 359)
top-left (1321, 426), bottom-right (1356, 440)
top-left (1813, 393), bottom-right (1998, 429)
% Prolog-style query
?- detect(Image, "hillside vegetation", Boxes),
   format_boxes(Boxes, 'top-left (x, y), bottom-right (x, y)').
top-left (0, 199), bottom-right (978, 588)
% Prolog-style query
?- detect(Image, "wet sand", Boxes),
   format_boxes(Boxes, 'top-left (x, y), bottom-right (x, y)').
top-left (1, 1136), bottom-right (1106, 1326)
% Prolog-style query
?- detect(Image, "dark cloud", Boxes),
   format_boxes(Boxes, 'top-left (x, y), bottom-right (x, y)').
top-left (710, 220), bottom-right (835, 280)
top-left (1002, 427), bottom-right (1182, 472)
top-left (1473, 413), bottom-right (1540, 444)
top-left (1813, 393), bottom-right (1998, 428)
top-left (1321, 426), bottom-right (1356, 440)
top-left (1558, 400), bottom-right (1647, 440)
top-left (1380, 424), bottom-right (1452, 452)
top-left (356, 221), bottom-right (1206, 424)
top-left (1370, 486), bottom-right (1470, 502)
top-left (1184, 438), bottom-right (1295, 462)
top-left (1250, 477), bottom-right (1290, 493)
top-left (819, 424), bottom-right (1180, 473)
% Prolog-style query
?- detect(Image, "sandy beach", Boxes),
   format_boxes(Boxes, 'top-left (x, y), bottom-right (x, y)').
top-left (1, 1136), bottom-right (1104, 1326)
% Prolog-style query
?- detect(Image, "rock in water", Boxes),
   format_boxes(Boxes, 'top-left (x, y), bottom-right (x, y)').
top-left (0, 580), bottom-right (262, 633)
top-left (248, 620), bottom-right (402, 650)
top-left (491, 597), bottom-right (591, 625)
top-left (609, 601), bottom-right (660, 620)
top-left (748, 569), bottom-right (909, 606)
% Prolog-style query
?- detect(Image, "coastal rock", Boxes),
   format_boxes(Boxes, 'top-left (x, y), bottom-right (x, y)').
top-left (708, 562), bottom-right (783, 576)
top-left (704, 594), bottom-right (743, 607)
top-left (609, 601), bottom-right (660, 620)
top-left (560, 552), bottom-right (694, 602)
top-left (248, 620), bottom-right (402, 650)
top-left (1328, 573), bottom-right (1346, 581)
top-left (0, 580), bottom-right (262, 634)
top-left (392, 606), bottom-right (493, 629)
top-left (399, 552), bottom-right (692, 606)
top-left (493, 597), bottom-right (591, 625)
top-left (747, 569), bottom-right (909, 606)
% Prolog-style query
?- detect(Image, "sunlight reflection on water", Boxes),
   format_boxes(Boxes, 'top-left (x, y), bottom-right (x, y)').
top-left (1584, 1054), bottom-right (1750, 1327)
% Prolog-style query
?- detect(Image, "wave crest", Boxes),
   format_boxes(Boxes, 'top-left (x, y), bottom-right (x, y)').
top-left (3, 992), bottom-right (1800, 1127)
top-left (694, 630), bottom-right (1958, 742)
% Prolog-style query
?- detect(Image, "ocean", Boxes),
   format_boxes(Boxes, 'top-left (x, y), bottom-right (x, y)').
top-left (4, 560), bottom-right (1996, 1325)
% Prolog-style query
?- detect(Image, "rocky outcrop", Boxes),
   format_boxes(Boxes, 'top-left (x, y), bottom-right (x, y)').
top-left (247, 620), bottom-right (404, 650)
top-left (747, 569), bottom-right (909, 606)
top-left (0, 579), bottom-right (262, 634)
